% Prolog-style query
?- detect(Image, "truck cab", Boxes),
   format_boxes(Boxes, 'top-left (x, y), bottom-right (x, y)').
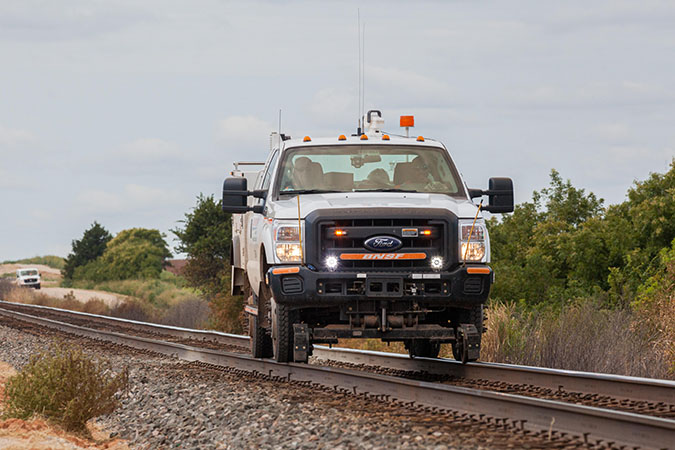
top-left (223, 111), bottom-right (513, 363)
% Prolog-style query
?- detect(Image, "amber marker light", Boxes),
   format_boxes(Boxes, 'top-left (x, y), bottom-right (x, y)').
top-left (416, 136), bottom-right (425, 142)
top-left (382, 135), bottom-right (390, 140)
top-left (421, 230), bottom-right (432, 236)
top-left (334, 230), bottom-right (347, 237)
top-left (400, 116), bottom-right (415, 127)
top-left (466, 267), bottom-right (491, 275)
top-left (338, 135), bottom-right (346, 141)
top-left (303, 136), bottom-right (312, 142)
top-left (272, 266), bottom-right (301, 275)
top-left (360, 134), bottom-right (368, 140)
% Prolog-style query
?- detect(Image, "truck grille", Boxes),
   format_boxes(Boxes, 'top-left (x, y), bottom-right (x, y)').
top-left (317, 217), bottom-right (448, 272)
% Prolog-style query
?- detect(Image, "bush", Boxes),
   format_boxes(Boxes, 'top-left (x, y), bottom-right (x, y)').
top-left (2, 344), bottom-right (128, 432)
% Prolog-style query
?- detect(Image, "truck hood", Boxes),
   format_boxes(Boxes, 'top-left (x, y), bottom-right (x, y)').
top-left (272, 192), bottom-right (481, 220)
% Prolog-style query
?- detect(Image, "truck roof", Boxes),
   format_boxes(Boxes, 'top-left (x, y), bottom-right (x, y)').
top-left (279, 133), bottom-right (445, 151)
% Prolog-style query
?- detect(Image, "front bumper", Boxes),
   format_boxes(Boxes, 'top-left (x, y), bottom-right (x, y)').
top-left (267, 265), bottom-right (492, 307)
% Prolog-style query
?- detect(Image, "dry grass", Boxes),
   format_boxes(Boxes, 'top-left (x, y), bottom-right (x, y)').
top-left (161, 296), bottom-right (209, 329)
top-left (482, 301), bottom-right (673, 379)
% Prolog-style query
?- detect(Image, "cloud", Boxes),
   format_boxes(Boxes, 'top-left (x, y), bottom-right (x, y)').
top-left (117, 138), bottom-right (184, 163)
top-left (367, 66), bottom-right (457, 106)
top-left (0, 125), bottom-right (37, 150)
top-left (591, 123), bottom-right (632, 144)
top-left (75, 183), bottom-right (187, 215)
top-left (0, 1), bottom-right (152, 41)
top-left (507, 81), bottom-right (675, 109)
top-left (216, 115), bottom-right (275, 148)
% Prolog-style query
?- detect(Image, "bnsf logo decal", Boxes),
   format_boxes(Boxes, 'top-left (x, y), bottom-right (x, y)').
top-left (340, 253), bottom-right (427, 261)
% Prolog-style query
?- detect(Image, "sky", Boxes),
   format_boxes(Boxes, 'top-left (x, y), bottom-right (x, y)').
top-left (1, 0), bottom-right (674, 260)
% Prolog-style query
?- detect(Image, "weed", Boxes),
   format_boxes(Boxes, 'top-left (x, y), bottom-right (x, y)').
top-left (2, 344), bottom-right (128, 432)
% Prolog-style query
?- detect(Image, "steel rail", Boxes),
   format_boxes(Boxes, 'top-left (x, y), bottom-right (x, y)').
top-left (1, 306), bottom-right (674, 449)
top-left (1, 300), bottom-right (673, 405)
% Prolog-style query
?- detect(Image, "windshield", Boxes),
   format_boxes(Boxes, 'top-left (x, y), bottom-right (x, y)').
top-left (277, 145), bottom-right (465, 197)
top-left (20, 270), bottom-right (38, 276)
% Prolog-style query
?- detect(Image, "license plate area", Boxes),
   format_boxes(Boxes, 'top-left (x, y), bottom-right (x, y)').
top-left (366, 278), bottom-right (403, 297)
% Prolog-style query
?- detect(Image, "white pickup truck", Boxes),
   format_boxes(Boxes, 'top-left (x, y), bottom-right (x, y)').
top-left (223, 110), bottom-right (513, 363)
top-left (16, 268), bottom-right (41, 289)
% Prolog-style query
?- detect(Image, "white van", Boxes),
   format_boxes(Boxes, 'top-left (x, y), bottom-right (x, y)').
top-left (16, 268), bottom-right (41, 289)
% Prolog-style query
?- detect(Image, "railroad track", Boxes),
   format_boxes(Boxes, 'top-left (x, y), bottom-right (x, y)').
top-left (0, 300), bottom-right (673, 449)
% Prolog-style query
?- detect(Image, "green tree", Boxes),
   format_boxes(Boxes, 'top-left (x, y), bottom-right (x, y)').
top-left (172, 195), bottom-right (242, 332)
top-left (172, 195), bottom-right (232, 296)
top-left (489, 170), bottom-right (604, 305)
top-left (73, 228), bottom-right (171, 282)
top-left (62, 222), bottom-right (112, 282)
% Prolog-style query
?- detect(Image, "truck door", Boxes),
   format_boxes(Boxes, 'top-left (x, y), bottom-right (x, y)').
top-left (246, 150), bottom-right (279, 292)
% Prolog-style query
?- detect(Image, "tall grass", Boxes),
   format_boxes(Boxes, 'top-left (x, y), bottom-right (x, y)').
top-left (483, 300), bottom-right (673, 379)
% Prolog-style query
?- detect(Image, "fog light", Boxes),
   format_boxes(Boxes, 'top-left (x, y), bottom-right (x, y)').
top-left (325, 256), bottom-right (339, 271)
top-left (430, 256), bottom-right (443, 270)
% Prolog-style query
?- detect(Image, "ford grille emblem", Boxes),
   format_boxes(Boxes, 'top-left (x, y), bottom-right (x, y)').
top-left (364, 236), bottom-right (403, 252)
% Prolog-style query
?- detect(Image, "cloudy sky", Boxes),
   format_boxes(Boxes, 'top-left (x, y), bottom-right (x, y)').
top-left (1, 0), bottom-right (674, 260)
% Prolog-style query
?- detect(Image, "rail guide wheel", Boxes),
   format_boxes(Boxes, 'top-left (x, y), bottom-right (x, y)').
top-left (452, 323), bottom-right (481, 364)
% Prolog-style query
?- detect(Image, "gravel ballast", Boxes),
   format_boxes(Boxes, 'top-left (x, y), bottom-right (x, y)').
top-left (0, 321), bottom-right (553, 449)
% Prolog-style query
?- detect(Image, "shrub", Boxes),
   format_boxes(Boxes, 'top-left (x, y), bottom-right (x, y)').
top-left (2, 344), bottom-right (128, 432)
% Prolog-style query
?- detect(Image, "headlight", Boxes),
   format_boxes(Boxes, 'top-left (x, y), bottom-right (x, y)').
top-left (276, 243), bottom-right (303, 262)
top-left (459, 222), bottom-right (488, 262)
top-left (273, 220), bottom-right (304, 263)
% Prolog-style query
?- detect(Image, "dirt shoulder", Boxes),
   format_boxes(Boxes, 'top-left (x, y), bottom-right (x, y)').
top-left (0, 360), bottom-right (129, 450)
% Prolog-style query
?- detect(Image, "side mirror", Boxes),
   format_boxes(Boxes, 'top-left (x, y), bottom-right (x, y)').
top-left (222, 177), bottom-right (266, 214)
top-left (469, 177), bottom-right (514, 213)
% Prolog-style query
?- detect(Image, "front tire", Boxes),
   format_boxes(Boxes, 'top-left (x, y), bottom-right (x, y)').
top-left (271, 300), bottom-right (295, 363)
top-left (249, 293), bottom-right (272, 358)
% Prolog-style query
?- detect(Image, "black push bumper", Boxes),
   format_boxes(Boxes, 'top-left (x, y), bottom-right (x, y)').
top-left (267, 265), bottom-right (492, 307)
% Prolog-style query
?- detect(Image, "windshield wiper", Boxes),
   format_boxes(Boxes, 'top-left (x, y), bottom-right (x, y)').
top-left (353, 188), bottom-right (418, 193)
top-left (280, 189), bottom-right (342, 195)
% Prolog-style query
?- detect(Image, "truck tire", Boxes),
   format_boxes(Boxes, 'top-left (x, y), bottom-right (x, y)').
top-left (452, 304), bottom-right (484, 362)
top-left (407, 339), bottom-right (441, 359)
top-left (249, 293), bottom-right (272, 358)
top-left (271, 300), bottom-right (295, 363)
